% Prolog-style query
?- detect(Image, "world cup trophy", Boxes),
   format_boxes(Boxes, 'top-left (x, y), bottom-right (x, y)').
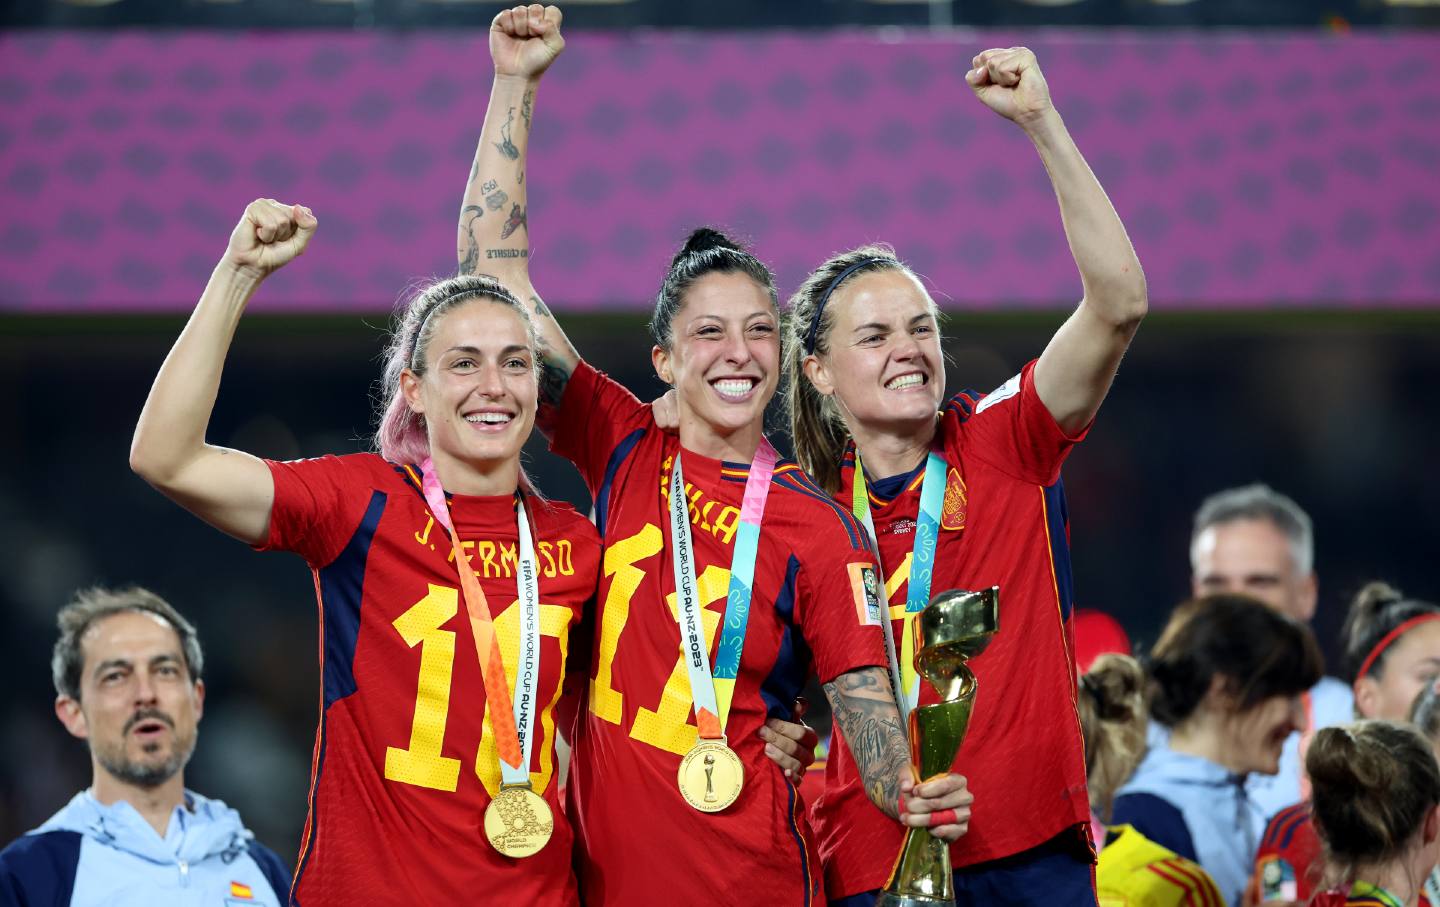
top-left (876, 587), bottom-right (999, 907)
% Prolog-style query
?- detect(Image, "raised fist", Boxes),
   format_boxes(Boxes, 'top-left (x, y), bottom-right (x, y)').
top-left (491, 4), bottom-right (565, 79)
top-left (224, 199), bottom-right (317, 280)
top-left (965, 47), bottom-right (1053, 125)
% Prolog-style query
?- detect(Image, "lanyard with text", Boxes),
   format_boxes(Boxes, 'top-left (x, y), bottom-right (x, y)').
top-left (419, 459), bottom-right (551, 858)
top-left (850, 448), bottom-right (948, 721)
top-left (667, 439), bottom-right (777, 813)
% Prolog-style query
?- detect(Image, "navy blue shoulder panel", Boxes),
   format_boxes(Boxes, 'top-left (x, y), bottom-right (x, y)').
top-left (316, 489), bottom-right (387, 707)
top-left (0, 830), bottom-right (82, 907)
top-left (1111, 792), bottom-right (1198, 862)
top-left (594, 427), bottom-right (646, 538)
top-left (773, 472), bottom-right (864, 551)
top-left (1042, 479), bottom-right (1076, 621)
top-left (246, 840), bottom-right (292, 905)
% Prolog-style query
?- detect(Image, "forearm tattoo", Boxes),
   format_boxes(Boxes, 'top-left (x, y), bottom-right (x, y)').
top-left (458, 205), bottom-right (484, 275)
top-left (824, 667), bottom-right (909, 819)
top-left (494, 107), bottom-right (520, 160)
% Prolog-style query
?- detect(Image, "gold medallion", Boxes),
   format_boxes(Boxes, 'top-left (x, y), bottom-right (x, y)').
top-left (483, 784), bottom-right (554, 858)
top-left (677, 738), bottom-right (744, 813)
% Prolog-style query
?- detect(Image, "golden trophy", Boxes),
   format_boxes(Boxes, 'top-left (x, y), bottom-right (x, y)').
top-left (877, 587), bottom-right (999, 907)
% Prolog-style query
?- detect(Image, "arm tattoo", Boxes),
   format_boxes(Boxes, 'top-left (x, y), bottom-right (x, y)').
top-left (458, 205), bottom-right (484, 275)
top-left (468, 157), bottom-right (480, 186)
top-left (823, 667), bottom-right (909, 819)
top-left (486, 248), bottom-right (528, 259)
top-left (501, 203), bottom-right (527, 240)
top-left (485, 188), bottom-right (510, 211)
top-left (530, 294), bottom-right (552, 319)
top-left (494, 108), bottom-right (520, 160)
top-left (521, 88), bottom-right (534, 131)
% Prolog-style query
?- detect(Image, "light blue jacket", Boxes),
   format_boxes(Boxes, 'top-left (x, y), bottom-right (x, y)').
top-left (1113, 745), bottom-right (1263, 907)
top-left (0, 790), bottom-right (289, 907)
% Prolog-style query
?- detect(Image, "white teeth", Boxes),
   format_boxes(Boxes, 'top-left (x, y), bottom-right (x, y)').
top-left (886, 374), bottom-right (925, 390)
top-left (713, 379), bottom-right (755, 398)
top-left (466, 413), bottom-right (512, 424)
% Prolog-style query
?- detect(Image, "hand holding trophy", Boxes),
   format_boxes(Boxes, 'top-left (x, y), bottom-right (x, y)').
top-left (878, 587), bottom-right (1000, 907)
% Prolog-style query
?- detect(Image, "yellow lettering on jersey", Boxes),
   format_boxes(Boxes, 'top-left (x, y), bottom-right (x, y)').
top-left (499, 542), bottom-right (518, 578)
top-left (538, 541), bottom-right (557, 578)
top-left (475, 602), bottom-right (575, 797)
top-left (590, 524), bottom-right (664, 724)
top-left (415, 515), bottom-right (435, 547)
top-left (384, 584), bottom-right (463, 792)
top-left (631, 564), bottom-right (730, 756)
top-left (556, 539), bottom-right (574, 576)
top-left (657, 458), bottom-right (741, 546)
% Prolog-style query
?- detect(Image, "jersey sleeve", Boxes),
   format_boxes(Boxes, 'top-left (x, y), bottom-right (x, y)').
top-left (1111, 793), bottom-right (1198, 863)
top-left (792, 516), bottom-right (890, 684)
top-left (550, 359), bottom-right (655, 497)
top-left (945, 359), bottom-right (1087, 487)
top-left (257, 454), bottom-right (376, 567)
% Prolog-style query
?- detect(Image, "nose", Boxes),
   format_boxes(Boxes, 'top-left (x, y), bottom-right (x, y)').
top-left (725, 330), bottom-right (754, 367)
top-left (133, 671), bottom-right (160, 706)
top-left (892, 331), bottom-right (922, 362)
top-left (473, 361), bottom-right (506, 397)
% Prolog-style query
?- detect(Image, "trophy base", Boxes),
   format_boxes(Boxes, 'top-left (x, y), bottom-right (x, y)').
top-left (876, 893), bottom-right (954, 907)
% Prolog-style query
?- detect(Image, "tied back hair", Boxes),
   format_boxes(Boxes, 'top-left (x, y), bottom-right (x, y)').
top-left (783, 245), bottom-right (919, 495)
top-left (649, 227), bottom-right (777, 352)
top-left (1147, 594), bottom-right (1323, 728)
top-left (374, 274), bottom-right (539, 468)
top-left (1308, 721), bottom-right (1440, 887)
top-left (1342, 581), bottom-right (1440, 683)
top-left (1077, 653), bottom-right (1147, 821)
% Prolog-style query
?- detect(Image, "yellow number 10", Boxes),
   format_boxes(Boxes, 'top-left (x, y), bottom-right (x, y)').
top-left (382, 583), bottom-right (572, 796)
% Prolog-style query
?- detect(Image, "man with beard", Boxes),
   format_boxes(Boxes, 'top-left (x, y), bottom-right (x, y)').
top-left (0, 587), bottom-right (289, 906)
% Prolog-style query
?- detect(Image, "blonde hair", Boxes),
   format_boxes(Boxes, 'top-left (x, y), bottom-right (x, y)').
top-left (1077, 653), bottom-right (1148, 819)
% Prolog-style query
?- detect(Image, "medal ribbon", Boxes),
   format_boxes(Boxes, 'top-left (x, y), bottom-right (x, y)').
top-left (667, 439), bottom-right (778, 740)
top-left (850, 448), bottom-right (948, 719)
top-left (420, 459), bottom-right (540, 781)
top-left (1350, 881), bottom-right (1404, 907)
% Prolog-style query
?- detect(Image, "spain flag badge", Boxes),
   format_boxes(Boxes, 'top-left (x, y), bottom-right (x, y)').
top-left (229, 880), bottom-right (254, 900)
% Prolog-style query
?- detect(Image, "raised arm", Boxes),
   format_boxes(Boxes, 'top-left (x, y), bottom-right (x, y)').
top-left (824, 666), bottom-right (973, 840)
top-left (966, 48), bottom-right (1147, 435)
top-left (458, 4), bottom-right (579, 434)
top-left (129, 199), bottom-right (316, 545)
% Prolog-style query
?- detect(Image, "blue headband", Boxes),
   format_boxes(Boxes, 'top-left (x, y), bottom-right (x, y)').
top-left (803, 257), bottom-right (890, 354)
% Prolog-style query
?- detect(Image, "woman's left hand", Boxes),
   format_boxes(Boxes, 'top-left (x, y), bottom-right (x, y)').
top-left (965, 47), bottom-right (1053, 126)
top-left (900, 772), bottom-right (974, 842)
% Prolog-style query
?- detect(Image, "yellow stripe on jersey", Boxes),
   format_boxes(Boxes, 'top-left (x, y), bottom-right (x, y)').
top-left (1097, 825), bottom-right (1225, 907)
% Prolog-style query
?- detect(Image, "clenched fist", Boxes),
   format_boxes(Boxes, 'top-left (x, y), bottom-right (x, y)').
top-left (965, 47), bottom-right (1053, 126)
top-left (223, 199), bottom-right (317, 280)
top-left (492, 4), bottom-right (564, 79)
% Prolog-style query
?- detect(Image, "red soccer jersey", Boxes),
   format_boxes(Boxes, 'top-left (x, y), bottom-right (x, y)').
top-left (815, 360), bottom-right (1093, 897)
top-left (259, 453), bottom-right (600, 906)
top-left (552, 360), bottom-right (889, 907)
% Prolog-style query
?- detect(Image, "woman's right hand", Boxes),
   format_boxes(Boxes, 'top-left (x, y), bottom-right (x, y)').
top-left (223, 198), bottom-right (317, 281)
top-left (491, 4), bottom-right (565, 79)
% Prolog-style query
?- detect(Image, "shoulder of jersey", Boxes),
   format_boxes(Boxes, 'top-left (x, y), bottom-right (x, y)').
top-left (944, 389), bottom-right (984, 423)
top-left (767, 460), bottom-right (869, 552)
top-left (1260, 801), bottom-right (1313, 851)
top-left (531, 497), bottom-right (601, 542)
top-left (1144, 856), bottom-right (1225, 906)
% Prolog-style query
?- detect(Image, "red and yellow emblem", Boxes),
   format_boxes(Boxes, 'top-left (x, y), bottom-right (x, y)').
top-left (229, 881), bottom-right (254, 900)
top-left (941, 468), bottom-right (966, 531)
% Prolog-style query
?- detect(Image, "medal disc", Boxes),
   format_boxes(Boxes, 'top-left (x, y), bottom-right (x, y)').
top-left (484, 785), bottom-right (554, 858)
top-left (677, 739), bottom-right (744, 813)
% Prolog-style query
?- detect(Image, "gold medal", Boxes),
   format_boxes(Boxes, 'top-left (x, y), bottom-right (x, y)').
top-left (677, 738), bottom-right (744, 813)
top-left (483, 784), bottom-right (554, 858)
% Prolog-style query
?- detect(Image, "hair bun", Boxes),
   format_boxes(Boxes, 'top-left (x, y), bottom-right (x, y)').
top-left (1354, 581), bottom-right (1404, 615)
top-left (1085, 654), bottom-right (1146, 723)
top-left (676, 227), bottom-right (741, 259)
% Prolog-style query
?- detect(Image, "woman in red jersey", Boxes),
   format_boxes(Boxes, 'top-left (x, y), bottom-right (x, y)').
top-left (130, 199), bottom-right (600, 903)
top-left (1305, 721), bottom-right (1440, 907)
top-left (458, 7), bottom-right (974, 905)
top-left (1252, 583), bottom-right (1440, 906)
top-left (782, 48), bottom-right (1147, 907)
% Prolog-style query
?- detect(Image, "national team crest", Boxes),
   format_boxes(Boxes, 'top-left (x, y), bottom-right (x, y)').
top-left (941, 468), bottom-right (966, 531)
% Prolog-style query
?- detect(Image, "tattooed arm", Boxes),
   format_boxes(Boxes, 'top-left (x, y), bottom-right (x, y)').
top-left (823, 666), bottom-right (974, 840)
top-left (458, 4), bottom-right (579, 435)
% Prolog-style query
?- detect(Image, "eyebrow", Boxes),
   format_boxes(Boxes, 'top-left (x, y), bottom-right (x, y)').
top-left (851, 314), bottom-right (932, 334)
top-left (442, 344), bottom-right (531, 357)
top-left (91, 653), bottom-right (184, 678)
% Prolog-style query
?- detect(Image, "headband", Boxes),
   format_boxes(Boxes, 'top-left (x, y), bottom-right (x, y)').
top-left (1354, 613), bottom-right (1440, 686)
top-left (411, 280), bottom-right (521, 365)
top-left (802, 257), bottom-right (890, 354)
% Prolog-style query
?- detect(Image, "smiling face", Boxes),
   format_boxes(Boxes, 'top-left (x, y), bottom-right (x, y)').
top-left (56, 610), bottom-right (204, 790)
top-left (1220, 690), bottom-right (1305, 775)
top-left (804, 269), bottom-right (946, 439)
top-left (651, 270), bottom-right (779, 458)
top-left (1356, 620), bottom-right (1440, 721)
top-left (401, 297), bottom-right (538, 490)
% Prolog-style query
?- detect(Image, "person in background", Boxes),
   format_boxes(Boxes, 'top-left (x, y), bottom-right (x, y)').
top-left (1252, 583), bottom-right (1440, 904)
top-left (1079, 653), bottom-right (1226, 906)
top-left (1305, 721), bottom-right (1440, 907)
top-left (1189, 484), bottom-right (1353, 817)
top-left (1113, 594), bottom-right (1323, 906)
top-left (0, 587), bottom-right (290, 906)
